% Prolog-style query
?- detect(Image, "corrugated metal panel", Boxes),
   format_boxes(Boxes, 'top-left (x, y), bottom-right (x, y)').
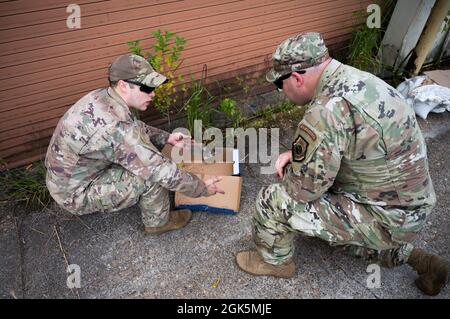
top-left (0, 0), bottom-right (372, 168)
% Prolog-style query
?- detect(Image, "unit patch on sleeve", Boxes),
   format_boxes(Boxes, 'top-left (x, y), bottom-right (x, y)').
top-left (292, 134), bottom-right (309, 162)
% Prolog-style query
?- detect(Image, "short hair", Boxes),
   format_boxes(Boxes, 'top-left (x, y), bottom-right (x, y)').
top-left (297, 57), bottom-right (331, 75)
top-left (109, 79), bottom-right (136, 88)
top-left (109, 79), bottom-right (119, 88)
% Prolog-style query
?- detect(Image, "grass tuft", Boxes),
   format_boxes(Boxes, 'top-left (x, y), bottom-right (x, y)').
top-left (0, 160), bottom-right (52, 210)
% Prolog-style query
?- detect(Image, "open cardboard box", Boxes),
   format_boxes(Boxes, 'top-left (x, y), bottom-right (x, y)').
top-left (162, 144), bottom-right (242, 215)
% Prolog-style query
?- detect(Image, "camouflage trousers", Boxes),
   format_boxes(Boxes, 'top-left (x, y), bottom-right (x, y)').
top-left (253, 183), bottom-right (430, 267)
top-left (77, 166), bottom-right (170, 227)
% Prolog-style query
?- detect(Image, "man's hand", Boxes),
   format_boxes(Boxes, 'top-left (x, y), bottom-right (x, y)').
top-left (275, 151), bottom-right (292, 178)
top-left (204, 176), bottom-right (225, 196)
top-left (167, 132), bottom-right (193, 149)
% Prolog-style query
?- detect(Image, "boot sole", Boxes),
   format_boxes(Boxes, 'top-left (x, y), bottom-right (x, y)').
top-left (145, 222), bottom-right (190, 235)
top-left (145, 210), bottom-right (192, 235)
top-left (237, 266), bottom-right (295, 279)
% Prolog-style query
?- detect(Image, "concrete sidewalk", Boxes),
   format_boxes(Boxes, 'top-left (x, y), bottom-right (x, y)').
top-left (1, 111), bottom-right (449, 299)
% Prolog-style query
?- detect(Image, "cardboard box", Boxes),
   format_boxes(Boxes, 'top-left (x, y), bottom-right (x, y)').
top-left (162, 145), bottom-right (242, 215)
top-left (424, 70), bottom-right (450, 88)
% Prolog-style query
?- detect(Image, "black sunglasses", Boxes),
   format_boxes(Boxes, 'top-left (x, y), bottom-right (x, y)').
top-left (273, 70), bottom-right (306, 91)
top-left (124, 80), bottom-right (156, 94)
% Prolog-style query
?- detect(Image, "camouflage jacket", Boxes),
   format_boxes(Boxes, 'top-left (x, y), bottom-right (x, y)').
top-left (284, 59), bottom-right (436, 211)
top-left (45, 88), bottom-right (207, 213)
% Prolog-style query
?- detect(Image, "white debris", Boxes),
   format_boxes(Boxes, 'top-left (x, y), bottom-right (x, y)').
top-left (396, 76), bottom-right (450, 120)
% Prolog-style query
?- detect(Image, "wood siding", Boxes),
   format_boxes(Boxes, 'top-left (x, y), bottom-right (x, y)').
top-left (0, 0), bottom-right (371, 168)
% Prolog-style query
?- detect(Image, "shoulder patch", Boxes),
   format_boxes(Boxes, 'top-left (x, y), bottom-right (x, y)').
top-left (292, 134), bottom-right (309, 162)
top-left (299, 124), bottom-right (317, 141)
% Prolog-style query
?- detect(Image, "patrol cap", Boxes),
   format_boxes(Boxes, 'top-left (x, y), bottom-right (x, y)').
top-left (266, 32), bottom-right (329, 83)
top-left (108, 53), bottom-right (168, 88)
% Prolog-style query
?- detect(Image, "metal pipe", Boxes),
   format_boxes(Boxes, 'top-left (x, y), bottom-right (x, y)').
top-left (413, 0), bottom-right (450, 75)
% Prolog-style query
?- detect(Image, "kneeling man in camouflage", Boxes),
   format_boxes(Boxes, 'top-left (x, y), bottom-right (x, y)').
top-left (45, 54), bottom-right (223, 235)
top-left (235, 33), bottom-right (448, 296)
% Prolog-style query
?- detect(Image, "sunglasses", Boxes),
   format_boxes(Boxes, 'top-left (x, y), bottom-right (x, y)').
top-left (124, 80), bottom-right (156, 94)
top-left (273, 70), bottom-right (306, 91)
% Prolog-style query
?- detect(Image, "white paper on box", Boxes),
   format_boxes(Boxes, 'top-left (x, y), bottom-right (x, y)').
top-left (233, 148), bottom-right (240, 175)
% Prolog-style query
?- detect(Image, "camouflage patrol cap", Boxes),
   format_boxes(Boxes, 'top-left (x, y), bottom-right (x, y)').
top-left (266, 32), bottom-right (329, 82)
top-left (108, 53), bottom-right (167, 88)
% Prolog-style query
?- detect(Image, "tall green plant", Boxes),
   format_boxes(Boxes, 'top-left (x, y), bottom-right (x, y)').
top-left (127, 30), bottom-right (186, 128)
top-left (219, 97), bottom-right (241, 128)
top-left (183, 77), bottom-right (216, 135)
top-left (347, 22), bottom-right (382, 74)
top-left (347, 1), bottom-right (395, 74)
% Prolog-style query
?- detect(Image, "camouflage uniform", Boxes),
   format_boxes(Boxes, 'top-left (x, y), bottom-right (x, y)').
top-left (256, 33), bottom-right (436, 266)
top-left (45, 54), bottom-right (208, 227)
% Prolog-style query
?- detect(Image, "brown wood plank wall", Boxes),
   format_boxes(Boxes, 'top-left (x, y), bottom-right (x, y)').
top-left (0, 0), bottom-right (372, 168)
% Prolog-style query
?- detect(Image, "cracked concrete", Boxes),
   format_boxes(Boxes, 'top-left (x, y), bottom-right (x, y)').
top-left (0, 110), bottom-right (449, 299)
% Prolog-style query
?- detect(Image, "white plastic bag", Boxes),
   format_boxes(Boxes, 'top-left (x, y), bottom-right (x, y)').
top-left (396, 76), bottom-right (450, 120)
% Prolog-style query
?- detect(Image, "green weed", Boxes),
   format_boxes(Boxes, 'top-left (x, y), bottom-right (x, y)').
top-left (0, 160), bottom-right (52, 210)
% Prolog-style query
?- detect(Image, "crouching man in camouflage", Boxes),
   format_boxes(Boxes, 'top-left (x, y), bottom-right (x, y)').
top-left (45, 54), bottom-right (223, 235)
top-left (235, 33), bottom-right (449, 296)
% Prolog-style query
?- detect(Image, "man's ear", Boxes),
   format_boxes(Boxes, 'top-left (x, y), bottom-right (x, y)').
top-left (291, 72), bottom-right (304, 88)
top-left (117, 80), bottom-right (128, 92)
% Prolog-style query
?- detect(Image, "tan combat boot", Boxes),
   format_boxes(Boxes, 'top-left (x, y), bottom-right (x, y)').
top-left (235, 250), bottom-right (295, 278)
top-left (144, 209), bottom-right (192, 235)
top-left (407, 248), bottom-right (449, 296)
